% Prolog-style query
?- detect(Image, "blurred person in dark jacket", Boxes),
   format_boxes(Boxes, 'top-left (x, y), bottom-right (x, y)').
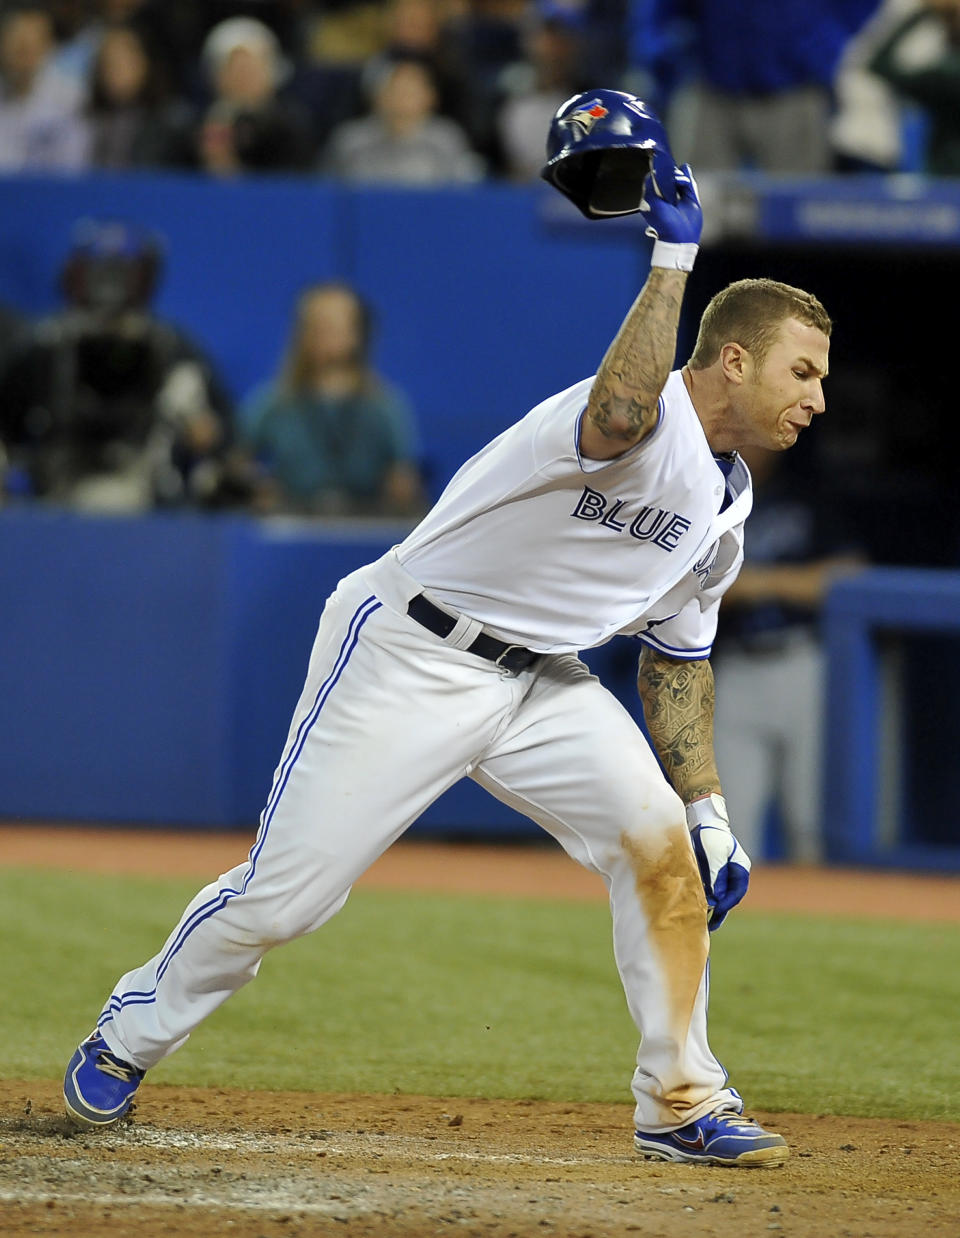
top-left (81, 22), bottom-right (194, 168)
top-left (869, 0), bottom-right (960, 175)
top-left (0, 219), bottom-right (243, 512)
top-left (51, 0), bottom-right (221, 105)
top-left (441, 0), bottom-right (528, 168)
top-left (494, 5), bottom-right (590, 181)
top-left (195, 15), bottom-right (315, 176)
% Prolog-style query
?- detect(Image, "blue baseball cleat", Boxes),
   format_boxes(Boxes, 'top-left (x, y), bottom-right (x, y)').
top-left (635, 1110), bottom-right (788, 1167)
top-left (63, 1030), bottom-right (145, 1128)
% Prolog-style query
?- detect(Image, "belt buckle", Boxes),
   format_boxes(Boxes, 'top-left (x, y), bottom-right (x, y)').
top-left (494, 643), bottom-right (523, 669)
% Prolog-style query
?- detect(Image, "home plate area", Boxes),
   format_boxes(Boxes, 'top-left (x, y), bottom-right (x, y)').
top-left (2, 1081), bottom-right (959, 1238)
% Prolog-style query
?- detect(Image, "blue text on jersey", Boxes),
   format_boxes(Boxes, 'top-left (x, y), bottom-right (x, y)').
top-left (571, 485), bottom-right (691, 551)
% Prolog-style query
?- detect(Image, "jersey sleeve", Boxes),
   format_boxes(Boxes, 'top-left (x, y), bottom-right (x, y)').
top-left (573, 394), bottom-right (666, 475)
top-left (637, 529), bottom-right (745, 660)
top-left (637, 594), bottom-right (720, 660)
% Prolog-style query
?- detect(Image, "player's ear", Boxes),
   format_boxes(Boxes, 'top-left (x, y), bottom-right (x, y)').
top-left (719, 342), bottom-right (747, 385)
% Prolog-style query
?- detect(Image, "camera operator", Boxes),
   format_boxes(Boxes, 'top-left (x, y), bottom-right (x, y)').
top-left (0, 219), bottom-right (243, 512)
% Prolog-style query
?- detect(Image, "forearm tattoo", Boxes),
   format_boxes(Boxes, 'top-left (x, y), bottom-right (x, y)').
top-left (590, 269), bottom-right (687, 445)
top-left (636, 648), bottom-right (721, 804)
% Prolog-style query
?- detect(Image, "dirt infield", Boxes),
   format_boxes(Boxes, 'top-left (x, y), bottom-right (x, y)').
top-left (4, 1080), bottom-right (960, 1238)
top-left (2, 826), bottom-right (959, 1237)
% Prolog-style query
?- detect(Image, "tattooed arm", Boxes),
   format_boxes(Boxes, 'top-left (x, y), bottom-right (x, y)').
top-left (579, 267), bottom-right (688, 461)
top-left (635, 644), bottom-right (721, 805)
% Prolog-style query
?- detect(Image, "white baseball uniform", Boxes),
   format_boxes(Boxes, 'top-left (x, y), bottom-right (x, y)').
top-left (94, 367), bottom-right (753, 1132)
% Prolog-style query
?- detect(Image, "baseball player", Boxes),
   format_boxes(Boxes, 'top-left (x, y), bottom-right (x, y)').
top-left (63, 90), bottom-right (830, 1168)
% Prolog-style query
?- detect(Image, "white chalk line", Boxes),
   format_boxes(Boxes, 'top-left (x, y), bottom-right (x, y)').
top-left (5, 1121), bottom-right (635, 1167)
top-left (1, 1124), bottom-right (641, 1214)
top-left (0, 1186), bottom-right (370, 1216)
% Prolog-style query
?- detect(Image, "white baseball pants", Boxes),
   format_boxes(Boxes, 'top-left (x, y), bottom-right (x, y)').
top-left (97, 553), bottom-right (740, 1131)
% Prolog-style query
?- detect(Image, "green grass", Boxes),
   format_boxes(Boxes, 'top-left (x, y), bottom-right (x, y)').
top-left (2, 868), bottom-right (958, 1121)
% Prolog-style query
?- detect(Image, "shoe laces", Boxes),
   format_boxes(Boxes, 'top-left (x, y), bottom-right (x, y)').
top-left (95, 1049), bottom-right (141, 1082)
top-left (711, 1109), bottom-right (757, 1127)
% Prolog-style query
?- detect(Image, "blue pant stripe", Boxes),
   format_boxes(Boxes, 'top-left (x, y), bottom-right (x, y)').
top-left (98, 594), bottom-right (381, 1025)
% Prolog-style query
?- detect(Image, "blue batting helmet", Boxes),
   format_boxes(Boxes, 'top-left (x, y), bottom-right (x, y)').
top-left (60, 219), bottom-right (166, 313)
top-left (540, 89), bottom-right (675, 219)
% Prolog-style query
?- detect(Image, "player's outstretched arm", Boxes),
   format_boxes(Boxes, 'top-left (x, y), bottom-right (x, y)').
top-left (580, 163), bottom-right (702, 461)
top-left (581, 267), bottom-right (688, 460)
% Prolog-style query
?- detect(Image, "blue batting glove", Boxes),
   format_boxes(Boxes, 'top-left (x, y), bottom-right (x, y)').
top-left (646, 140), bottom-right (679, 208)
top-left (686, 795), bottom-right (751, 932)
top-left (641, 162), bottom-right (702, 243)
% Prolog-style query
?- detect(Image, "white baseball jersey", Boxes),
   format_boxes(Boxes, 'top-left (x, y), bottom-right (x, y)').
top-left (396, 368), bottom-right (753, 656)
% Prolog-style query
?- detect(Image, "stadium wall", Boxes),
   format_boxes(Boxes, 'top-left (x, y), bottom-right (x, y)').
top-left (1, 173), bottom-right (959, 866)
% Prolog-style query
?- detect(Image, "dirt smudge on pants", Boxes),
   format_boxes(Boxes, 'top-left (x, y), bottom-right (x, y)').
top-left (620, 826), bottom-right (709, 1042)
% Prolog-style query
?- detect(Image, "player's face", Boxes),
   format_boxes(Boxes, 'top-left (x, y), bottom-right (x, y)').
top-left (739, 318), bottom-right (829, 452)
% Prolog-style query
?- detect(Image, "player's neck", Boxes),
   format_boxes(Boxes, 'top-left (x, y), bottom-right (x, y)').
top-left (682, 364), bottom-right (737, 455)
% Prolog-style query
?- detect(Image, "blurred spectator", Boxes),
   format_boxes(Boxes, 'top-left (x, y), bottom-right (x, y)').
top-left (711, 444), bottom-right (867, 864)
top-left (0, 4), bottom-right (87, 171)
top-left (322, 54), bottom-right (484, 184)
top-left (303, 0), bottom-right (389, 69)
top-left (363, 0), bottom-right (470, 136)
top-left (629, 0), bottom-right (880, 174)
top-left (0, 219), bottom-right (242, 512)
top-left (95, 0), bottom-right (210, 103)
top-left (441, 0), bottom-right (532, 168)
top-left (868, 0), bottom-right (960, 175)
top-left (81, 23), bottom-right (195, 169)
top-left (46, 0), bottom-right (102, 87)
top-left (48, 1), bottom-right (156, 86)
top-left (380, 0), bottom-right (452, 65)
top-left (294, 0), bottom-right (396, 151)
top-left (830, 0), bottom-right (917, 171)
top-left (239, 282), bottom-right (426, 518)
top-left (494, 6), bottom-right (589, 180)
top-left (195, 16), bottom-right (315, 176)
top-left (51, 1), bottom-right (291, 100)
top-left (573, 0), bottom-right (630, 85)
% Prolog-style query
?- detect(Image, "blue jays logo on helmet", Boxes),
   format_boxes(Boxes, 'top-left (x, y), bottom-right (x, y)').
top-left (566, 100), bottom-right (609, 138)
top-left (541, 88), bottom-right (675, 220)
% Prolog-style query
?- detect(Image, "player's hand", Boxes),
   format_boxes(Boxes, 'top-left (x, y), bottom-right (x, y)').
top-left (640, 163), bottom-right (703, 246)
top-left (686, 795), bottom-right (751, 931)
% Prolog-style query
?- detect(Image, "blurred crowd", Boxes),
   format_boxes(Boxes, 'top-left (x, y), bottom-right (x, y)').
top-left (3, 0), bottom-right (960, 523)
top-left (0, 0), bottom-right (621, 182)
top-left (628, 0), bottom-right (960, 177)
top-left (0, 0), bottom-right (959, 183)
top-left (0, 219), bottom-right (428, 517)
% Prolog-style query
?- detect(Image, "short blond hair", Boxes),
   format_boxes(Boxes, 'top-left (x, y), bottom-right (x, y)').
top-left (687, 278), bottom-right (832, 371)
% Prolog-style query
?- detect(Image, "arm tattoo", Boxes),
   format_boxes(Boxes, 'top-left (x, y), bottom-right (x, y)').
top-left (636, 647), bottom-right (721, 804)
top-left (589, 268), bottom-right (688, 446)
